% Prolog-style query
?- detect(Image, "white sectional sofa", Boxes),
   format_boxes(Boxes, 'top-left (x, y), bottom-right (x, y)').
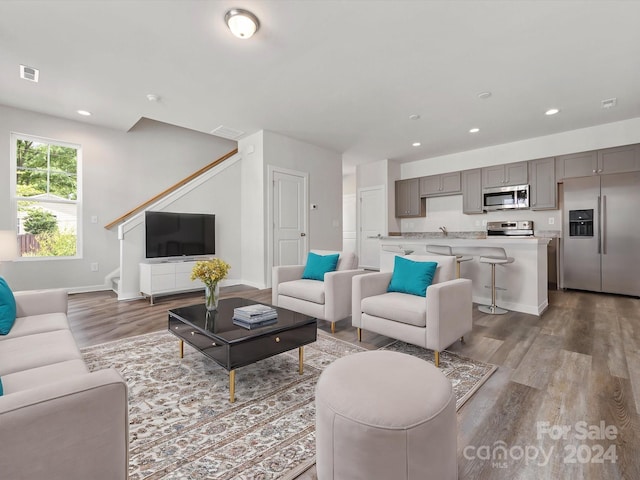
top-left (0, 289), bottom-right (128, 480)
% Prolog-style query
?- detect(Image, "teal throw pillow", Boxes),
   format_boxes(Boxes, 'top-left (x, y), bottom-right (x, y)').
top-left (0, 377), bottom-right (3, 396)
top-left (387, 256), bottom-right (438, 297)
top-left (302, 252), bottom-right (340, 281)
top-left (0, 277), bottom-right (17, 335)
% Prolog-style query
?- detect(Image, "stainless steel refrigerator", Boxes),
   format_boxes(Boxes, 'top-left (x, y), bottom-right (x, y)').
top-left (562, 171), bottom-right (640, 296)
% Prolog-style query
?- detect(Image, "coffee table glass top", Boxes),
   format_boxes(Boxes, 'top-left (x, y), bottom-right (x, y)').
top-left (168, 297), bottom-right (315, 344)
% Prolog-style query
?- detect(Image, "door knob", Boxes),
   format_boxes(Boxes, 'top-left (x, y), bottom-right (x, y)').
top-left (300, 232), bottom-right (306, 237)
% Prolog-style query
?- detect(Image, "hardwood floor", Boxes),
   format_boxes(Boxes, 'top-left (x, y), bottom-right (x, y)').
top-left (67, 287), bottom-right (640, 479)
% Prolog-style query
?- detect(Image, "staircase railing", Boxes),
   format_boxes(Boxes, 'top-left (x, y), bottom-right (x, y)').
top-left (103, 148), bottom-right (238, 230)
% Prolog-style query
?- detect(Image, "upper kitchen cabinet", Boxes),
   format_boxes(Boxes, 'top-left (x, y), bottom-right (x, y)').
top-left (556, 150), bottom-right (599, 180)
top-left (462, 169), bottom-right (483, 214)
top-left (419, 171), bottom-right (461, 197)
top-left (482, 161), bottom-right (528, 187)
top-left (556, 145), bottom-right (640, 181)
top-left (528, 157), bottom-right (556, 210)
top-left (597, 144), bottom-right (640, 175)
top-left (395, 178), bottom-right (424, 217)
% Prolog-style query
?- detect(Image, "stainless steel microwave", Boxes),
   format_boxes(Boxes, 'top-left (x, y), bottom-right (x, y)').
top-left (482, 184), bottom-right (529, 211)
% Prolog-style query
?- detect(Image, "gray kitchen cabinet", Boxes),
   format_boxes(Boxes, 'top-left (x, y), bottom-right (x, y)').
top-left (395, 178), bottom-right (424, 217)
top-left (556, 150), bottom-right (598, 180)
top-left (419, 171), bottom-right (461, 197)
top-left (482, 161), bottom-right (528, 187)
top-left (556, 144), bottom-right (640, 181)
top-left (462, 169), bottom-right (483, 214)
top-left (528, 157), bottom-right (556, 210)
top-left (597, 144), bottom-right (640, 175)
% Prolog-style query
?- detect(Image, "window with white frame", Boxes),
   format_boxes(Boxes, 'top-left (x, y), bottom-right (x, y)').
top-left (12, 134), bottom-right (81, 258)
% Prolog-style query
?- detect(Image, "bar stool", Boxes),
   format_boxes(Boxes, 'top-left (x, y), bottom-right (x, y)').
top-left (426, 245), bottom-right (473, 279)
top-left (478, 248), bottom-right (514, 315)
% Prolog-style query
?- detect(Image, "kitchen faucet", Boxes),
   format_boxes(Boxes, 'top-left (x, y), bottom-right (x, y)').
top-left (439, 226), bottom-right (448, 236)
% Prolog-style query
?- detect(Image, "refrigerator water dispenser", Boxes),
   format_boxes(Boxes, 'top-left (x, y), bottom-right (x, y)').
top-left (569, 209), bottom-right (593, 236)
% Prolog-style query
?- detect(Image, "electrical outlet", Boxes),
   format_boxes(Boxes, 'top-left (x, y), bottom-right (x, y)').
top-left (549, 217), bottom-right (555, 225)
top-left (90, 262), bottom-right (99, 272)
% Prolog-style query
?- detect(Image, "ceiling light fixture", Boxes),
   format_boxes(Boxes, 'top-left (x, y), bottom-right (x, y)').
top-left (469, 128), bottom-right (480, 133)
top-left (545, 108), bottom-right (560, 116)
top-left (409, 114), bottom-right (421, 120)
top-left (412, 142), bottom-right (421, 147)
top-left (225, 8), bottom-right (260, 39)
top-left (77, 110), bottom-right (92, 116)
top-left (477, 91), bottom-right (492, 99)
top-left (146, 94), bottom-right (160, 102)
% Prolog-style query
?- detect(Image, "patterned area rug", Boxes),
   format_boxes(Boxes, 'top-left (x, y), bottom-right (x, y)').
top-left (82, 331), bottom-right (496, 480)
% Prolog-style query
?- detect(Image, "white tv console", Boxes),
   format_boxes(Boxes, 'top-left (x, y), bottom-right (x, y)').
top-left (139, 260), bottom-right (204, 305)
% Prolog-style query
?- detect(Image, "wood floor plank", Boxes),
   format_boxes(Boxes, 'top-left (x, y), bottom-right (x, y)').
top-left (509, 334), bottom-right (565, 389)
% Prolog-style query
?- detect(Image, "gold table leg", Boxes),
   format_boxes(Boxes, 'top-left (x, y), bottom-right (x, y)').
top-left (229, 370), bottom-right (235, 403)
top-left (299, 346), bottom-right (304, 375)
top-left (331, 322), bottom-right (335, 334)
top-left (179, 340), bottom-right (184, 358)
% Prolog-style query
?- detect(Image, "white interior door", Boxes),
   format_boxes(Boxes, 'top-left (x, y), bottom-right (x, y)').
top-left (358, 185), bottom-right (385, 269)
top-left (273, 169), bottom-right (308, 266)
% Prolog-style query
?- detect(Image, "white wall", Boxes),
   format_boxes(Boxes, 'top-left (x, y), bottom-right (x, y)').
top-left (117, 157), bottom-right (243, 300)
top-left (401, 117), bottom-right (640, 178)
top-left (264, 131), bottom-right (343, 251)
top-left (0, 104), bottom-right (236, 291)
top-left (238, 131), bottom-right (266, 289)
top-left (238, 130), bottom-right (343, 288)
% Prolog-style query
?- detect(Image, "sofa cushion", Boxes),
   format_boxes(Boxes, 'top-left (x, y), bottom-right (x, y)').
top-left (0, 312), bottom-right (69, 341)
top-left (278, 279), bottom-right (326, 304)
top-left (0, 277), bottom-right (17, 335)
top-left (302, 252), bottom-right (340, 281)
top-left (0, 359), bottom-right (88, 395)
top-left (361, 292), bottom-right (426, 327)
top-left (387, 256), bottom-right (437, 297)
top-left (0, 329), bottom-right (83, 376)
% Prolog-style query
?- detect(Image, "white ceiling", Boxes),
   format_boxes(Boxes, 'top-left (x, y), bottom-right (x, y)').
top-left (1, 1), bottom-right (640, 173)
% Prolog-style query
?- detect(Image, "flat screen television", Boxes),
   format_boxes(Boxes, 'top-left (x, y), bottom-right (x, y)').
top-left (145, 211), bottom-right (215, 259)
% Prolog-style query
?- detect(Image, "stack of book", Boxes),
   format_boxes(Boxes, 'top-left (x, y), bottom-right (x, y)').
top-left (232, 304), bottom-right (278, 329)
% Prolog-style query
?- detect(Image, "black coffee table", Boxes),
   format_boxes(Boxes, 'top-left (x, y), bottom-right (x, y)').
top-left (168, 297), bottom-right (317, 402)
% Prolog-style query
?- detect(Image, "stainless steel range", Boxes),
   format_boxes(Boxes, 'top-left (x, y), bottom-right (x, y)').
top-left (486, 220), bottom-right (534, 237)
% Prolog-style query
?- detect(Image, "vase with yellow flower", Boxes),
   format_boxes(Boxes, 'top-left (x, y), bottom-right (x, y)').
top-left (191, 258), bottom-right (231, 311)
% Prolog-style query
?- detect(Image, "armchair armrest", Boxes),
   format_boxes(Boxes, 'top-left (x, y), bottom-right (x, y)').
top-left (323, 269), bottom-right (367, 322)
top-left (272, 265), bottom-right (305, 305)
top-left (425, 278), bottom-right (472, 351)
top-left (14, 289), bottom-right (68, 317)
top-left (352, 272), bottom-right (392, 327)
top-left (0, 368), bottom-right (128, 480)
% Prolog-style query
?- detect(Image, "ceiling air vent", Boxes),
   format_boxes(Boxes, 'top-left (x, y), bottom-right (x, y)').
top-left (20, 65), bottom-right (39, 82)
top-left (601, 98), bottom-right (617, 109)
top-left (210, 125), bottom-right (245, 140)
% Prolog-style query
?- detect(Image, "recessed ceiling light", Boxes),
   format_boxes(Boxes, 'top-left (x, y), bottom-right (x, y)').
top-left (469, 128), bottom-right (480, 133)
top-left (412, 142), bottom-right (421, 147)
top-left (545, 108), bottom-right (560, 116)
top-left (77, 110), bottom-right (91, 116)
top-left (146, 94), bottom-right (160, 102)
top-left (409, 114), bottom-right (421, 120)
top-left (477, 91), bottom-right (492, 99)
top-left (224, 8), bottom-right (260, 39)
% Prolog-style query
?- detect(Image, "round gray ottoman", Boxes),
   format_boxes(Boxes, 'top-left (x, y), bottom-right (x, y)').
top-left (315, 350), bottom-right (457, 480)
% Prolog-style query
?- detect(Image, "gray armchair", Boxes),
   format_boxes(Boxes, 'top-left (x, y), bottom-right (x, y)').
top-left (352, 255), bottom-right (472, 366)
top-left (272, 250), bottom-right (365, 333)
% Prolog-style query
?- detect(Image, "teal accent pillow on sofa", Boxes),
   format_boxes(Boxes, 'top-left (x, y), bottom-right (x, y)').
top-left (302, 252), bottom-right (340, 281)
top-left (0, 277), bottom-right (17, 335)
top-left (387, 256), bottom-right (437, 297)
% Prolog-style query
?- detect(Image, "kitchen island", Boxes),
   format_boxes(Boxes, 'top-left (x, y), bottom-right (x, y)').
top-left (380, 236), bottom-right (551, 315)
